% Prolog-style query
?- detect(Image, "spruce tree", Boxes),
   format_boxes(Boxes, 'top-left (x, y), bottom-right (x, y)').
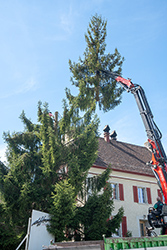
top-left (63, 14), bottom-right (124, 240)
top-left (67, 14), bottom-right (124, 112)
top-left (1, 103), bottom-right (69, 242)
top-left (2, 108), bottom-right (54, 236)
top-left (0, 14), bottom-right (125, 245)
top-left (0, 100), bottom-right (100, 244)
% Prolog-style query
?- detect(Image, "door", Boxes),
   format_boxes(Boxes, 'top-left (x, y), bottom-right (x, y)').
top-left (139, 220), bottom-right (146, 236)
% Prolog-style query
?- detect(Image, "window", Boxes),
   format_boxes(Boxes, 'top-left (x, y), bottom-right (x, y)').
top-left (110, 183), bottom-right (124, 201)
top-left (111, 183), bottom-right (119, 199)
top-left (133, 186), bottom-right (152, 204)
top-left (85, 174), bottom-right (94, 200)
top-left (138, 187), bottom-right (146, 203)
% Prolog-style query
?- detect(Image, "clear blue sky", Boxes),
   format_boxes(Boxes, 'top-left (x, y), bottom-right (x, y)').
top-left (0, 0), bottom-right (167, 162)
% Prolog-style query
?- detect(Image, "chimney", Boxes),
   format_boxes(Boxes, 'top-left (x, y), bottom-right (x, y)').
top-left (110, 130), bottom-right (117, 140)
top-left (103, 125), bottom-right (110, 143)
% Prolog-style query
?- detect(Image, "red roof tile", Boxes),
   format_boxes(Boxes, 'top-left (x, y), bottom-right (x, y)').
top-left (94, 137), bottom-right (154, 176)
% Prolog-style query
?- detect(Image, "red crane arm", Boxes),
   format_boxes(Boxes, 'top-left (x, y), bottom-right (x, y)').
top-left (115, 76), bottom-right (135, 89)
top-left (101, 69), bottom-right (167, 204)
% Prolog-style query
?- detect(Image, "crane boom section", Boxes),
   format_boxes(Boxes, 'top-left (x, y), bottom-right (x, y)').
top-left (102, 70), bottom-right (167, 204)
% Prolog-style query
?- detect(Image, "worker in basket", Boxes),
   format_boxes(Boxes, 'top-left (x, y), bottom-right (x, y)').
top-left (148, 196), bottom-right (163, 229)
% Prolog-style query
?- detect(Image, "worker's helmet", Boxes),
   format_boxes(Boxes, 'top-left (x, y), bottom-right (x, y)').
top-left (148, 207), bottom-right (154, 213)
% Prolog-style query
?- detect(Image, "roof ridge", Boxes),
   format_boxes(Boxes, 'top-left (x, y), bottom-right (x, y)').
top-left (98, 136), bottom-right (146, 149)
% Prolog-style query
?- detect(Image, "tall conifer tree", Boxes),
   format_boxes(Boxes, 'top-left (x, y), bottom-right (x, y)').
top-left (67, 14), bottom-right (124, 112)
top-left (0, 14), bottom-right (125, 246)
top-left (1, 100), bottom-right (100, 244)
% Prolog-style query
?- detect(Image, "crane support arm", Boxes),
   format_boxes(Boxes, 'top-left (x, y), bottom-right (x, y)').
top-left (101, 69), bottom-right (167, 204)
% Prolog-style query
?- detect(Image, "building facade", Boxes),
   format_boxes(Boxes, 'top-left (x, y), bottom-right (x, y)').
top-left (88, 126), bottom-right (162, 237)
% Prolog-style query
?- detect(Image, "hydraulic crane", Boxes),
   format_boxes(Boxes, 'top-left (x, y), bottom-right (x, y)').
top-left (101, 70), bottom-right (167, 234)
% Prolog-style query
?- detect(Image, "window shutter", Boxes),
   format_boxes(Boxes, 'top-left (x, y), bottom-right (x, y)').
top-left (133, 186), bottom-right (138, 203)
top-left (122, 216), bottom-right (127, 237)
top-left (119, 183), bottom-right (124, 201)
top-left (157, 189), bottom-right (163, 201)
top-left (146, 188), bottom-right (152, 204)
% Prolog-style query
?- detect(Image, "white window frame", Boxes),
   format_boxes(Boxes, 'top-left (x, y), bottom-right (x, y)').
top-left (86, 174), bottom-right (94, 200)
top-left (111, 183), bottom-right (119, 200)
top-left (138, 187), bottom-right (147, 204)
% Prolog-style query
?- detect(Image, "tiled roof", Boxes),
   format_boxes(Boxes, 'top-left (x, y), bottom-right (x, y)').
top-left (94, 137), bottom-right (154, 176)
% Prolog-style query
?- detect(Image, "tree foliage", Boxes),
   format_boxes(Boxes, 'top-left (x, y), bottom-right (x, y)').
top-left (67, 14), bottom-right (124, 112)
top-left (72, 181), bottom-right (114, 241)
top-left (106, 206), bottom-right (124, 237)
top-left (0, 14), bottom-right (125, 247)
top-left (0, 100), bottom-right (100, 245)
top-left (47, 180), bottom-right (76, 242)
top-left (0, 203), bottom-right (19, 250)
top-left (2, 107), bottom-right (57, 235)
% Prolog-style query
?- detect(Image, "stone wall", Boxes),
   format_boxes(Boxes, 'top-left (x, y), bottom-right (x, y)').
top-left (43, 240), bottom-right (104, 250)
